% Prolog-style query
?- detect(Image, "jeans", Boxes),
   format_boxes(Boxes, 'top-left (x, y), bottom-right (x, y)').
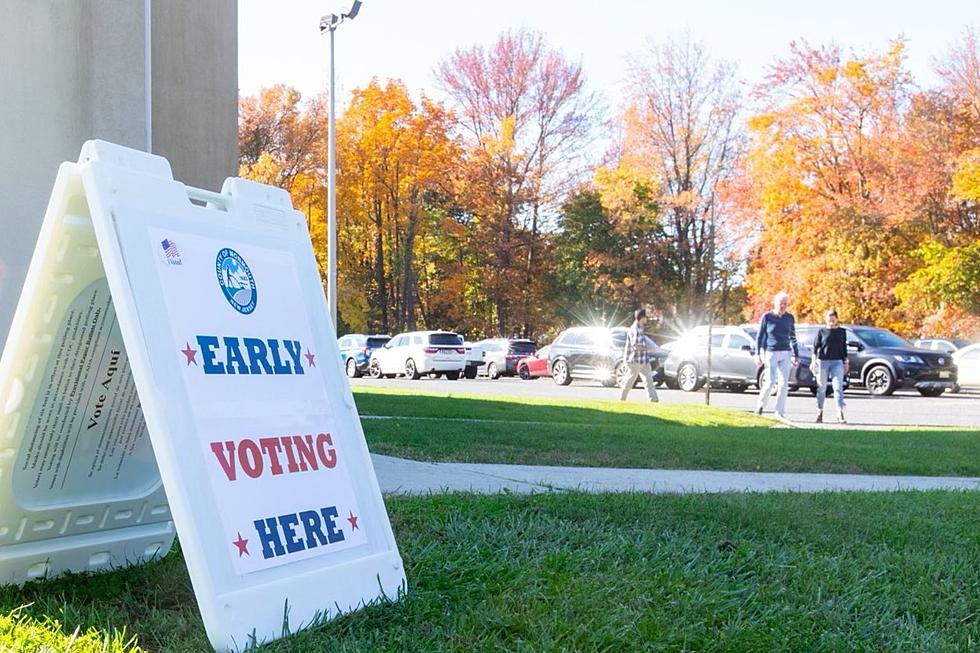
top-left (619, 362), bottom-right (659, 401)
top-left (815, 359), bottom-right (846, 412)
top-left (757, 350), bottom-right (792, 417)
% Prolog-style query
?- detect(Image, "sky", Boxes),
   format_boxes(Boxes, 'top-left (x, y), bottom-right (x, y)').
top-left (239, 0), bottom-right (980, 109)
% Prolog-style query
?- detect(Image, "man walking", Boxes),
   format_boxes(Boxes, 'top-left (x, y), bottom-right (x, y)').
top-left (620, 308), bottom-right (659, 402)
top-left (755, 291), bottom-right (799, 419)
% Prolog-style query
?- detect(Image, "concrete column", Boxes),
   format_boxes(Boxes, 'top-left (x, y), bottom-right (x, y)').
top-left (0, 0), bottom-right (238, 349)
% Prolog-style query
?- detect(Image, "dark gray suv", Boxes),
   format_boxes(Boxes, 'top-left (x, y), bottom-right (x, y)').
top-left (797, 325), bottom-right (957, 397)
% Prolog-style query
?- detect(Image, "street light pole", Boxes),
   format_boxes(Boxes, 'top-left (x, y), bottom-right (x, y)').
top-left (327, 25), bottom-right (337, 330)
top-left (705, 199), bottom-right (716, 406)
top-left (319, 1), bottom-right (362, 332)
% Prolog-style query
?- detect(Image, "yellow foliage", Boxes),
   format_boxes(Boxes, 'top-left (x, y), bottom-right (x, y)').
top-left (952, 148), bottom-right (980, 203)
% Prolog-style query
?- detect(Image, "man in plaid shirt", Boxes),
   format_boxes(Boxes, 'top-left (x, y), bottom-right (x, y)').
top-left (619, 308), bottom-right (660, 402)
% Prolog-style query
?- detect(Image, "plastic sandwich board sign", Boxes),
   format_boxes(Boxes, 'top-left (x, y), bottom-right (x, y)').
top-left (0, 140), bottom-right (406, 650)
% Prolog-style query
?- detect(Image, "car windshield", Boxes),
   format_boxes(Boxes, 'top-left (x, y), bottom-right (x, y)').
top-left (853, 327), bottom-right (909, 348)
top-left (366, 336), bottom-right (390, 348)
top-left (429, 333), bottom-right (463, 346)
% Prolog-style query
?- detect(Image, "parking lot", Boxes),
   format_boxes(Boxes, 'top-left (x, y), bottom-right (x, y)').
top-left (350, 376), bottom-right (980, 429)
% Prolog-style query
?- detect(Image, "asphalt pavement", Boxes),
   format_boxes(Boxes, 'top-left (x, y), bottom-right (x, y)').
top-left (350, 375), bottom-right (980, 429)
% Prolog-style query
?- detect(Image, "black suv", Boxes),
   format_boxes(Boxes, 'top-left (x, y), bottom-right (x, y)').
top-left (796, 324), bottom-right (957, 396)
top-left (548, 326), bottom-right (667, 387)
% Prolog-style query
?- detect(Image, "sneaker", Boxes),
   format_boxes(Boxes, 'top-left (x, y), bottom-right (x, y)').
top-left (815, 410), bottom-right (823, 423)
top-left (755, 406), bottom-right (763, 415)
top-left (775, 413), bottom-right (787, 421)
top-left (837, 412), bottom-right (846, 424)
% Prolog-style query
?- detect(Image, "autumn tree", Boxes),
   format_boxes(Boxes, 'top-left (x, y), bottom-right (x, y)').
top-left (437, 29), bottom-right (598, 336)
top-left (336, 79), bottom-right (462, 333)
top-left (731, 41), bottom-right (913, 326)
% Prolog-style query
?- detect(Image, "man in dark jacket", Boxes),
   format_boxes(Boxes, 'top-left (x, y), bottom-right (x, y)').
top-left (755, 291), bottom-right (799, 419)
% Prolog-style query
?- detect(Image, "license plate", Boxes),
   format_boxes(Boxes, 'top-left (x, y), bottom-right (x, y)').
top-left (939, 371), bottom-right (950, 379)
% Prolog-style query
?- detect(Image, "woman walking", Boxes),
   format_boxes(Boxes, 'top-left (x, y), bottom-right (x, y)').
top-left (811, 309), bottom-right (849, 423)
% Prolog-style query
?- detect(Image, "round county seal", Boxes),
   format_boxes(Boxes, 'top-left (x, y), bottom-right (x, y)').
top-left (215, 248), bottom-right (257, 314)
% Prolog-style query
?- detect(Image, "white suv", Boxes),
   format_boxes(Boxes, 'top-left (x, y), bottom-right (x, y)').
top-left (369, 331), bottom-right (465, 380)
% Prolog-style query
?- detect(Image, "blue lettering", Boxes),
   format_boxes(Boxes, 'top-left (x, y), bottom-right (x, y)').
top-left (267, 339), bottom-right (292, 374)
top-left (278, 513), bottom-right (305, 554)
top-left (283, 340), bottom-right (304, 375)
top-left (223, 337), bottom-right (250, 375)
top-left (197, 335), bottom-right (225, 375)
top-left (253, 516), bottom-right (285, 559)
top-left (250, 505), bottom-right (347, 560)
top-left (243, 337), bottom-right (273, 374)
top-left (299, 510), bottom-right (329, 549)
top-left (321, 506), bottom-right (345, 544)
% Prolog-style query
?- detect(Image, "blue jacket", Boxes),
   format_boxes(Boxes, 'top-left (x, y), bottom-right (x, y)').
top-left (757, 312), bottom-right (799, 357)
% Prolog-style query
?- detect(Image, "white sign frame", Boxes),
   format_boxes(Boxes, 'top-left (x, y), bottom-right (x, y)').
top-left (0, 141), bottom-right (406, 651)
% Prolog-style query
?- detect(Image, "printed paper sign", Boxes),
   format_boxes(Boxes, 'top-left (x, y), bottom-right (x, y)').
top-left (148, 228), bottom-right (366, 574)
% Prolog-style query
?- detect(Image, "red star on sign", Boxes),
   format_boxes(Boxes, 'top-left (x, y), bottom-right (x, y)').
top-left (233, 532), bottom-right (249, 557)
top-left (305, 349), bottom-right (316, 368)
top-left (181, 342), bottom-right (198, 365)
top-left (347, 511), bottom-right (359, 531)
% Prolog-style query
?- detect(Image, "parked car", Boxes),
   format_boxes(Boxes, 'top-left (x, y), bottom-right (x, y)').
top-left (337, 333), bottom-right (391, 378)
top-left (951, 343), bottom-right (980, 392)
top-left (473, 338), bottom-right (538, 378)
top-left (462, 341), bottom-right (486, 379)
top-left (368, 331), bottom-right (465, 380)
top-left (664, 325), bottom-right (837, 395)
top-left (834, 325), bottom-right (957, 396)
top-left (913, 337), bottom-right (971, 354)
top-left (517, 345), bottom-right (551, 380)
top-left (664, 326), bottom-right (759, 393)
top-left (548, 326), bottom-right (663, 388)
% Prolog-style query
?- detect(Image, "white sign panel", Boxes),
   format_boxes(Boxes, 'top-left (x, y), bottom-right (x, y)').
top-left (0, 141), bottom-right (406, 651)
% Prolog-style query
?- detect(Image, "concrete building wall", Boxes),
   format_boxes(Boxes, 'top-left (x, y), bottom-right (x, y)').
top-left (0, 0), bottom-right (238, 349)
top-left (152, 0), bottom-right (238, 194)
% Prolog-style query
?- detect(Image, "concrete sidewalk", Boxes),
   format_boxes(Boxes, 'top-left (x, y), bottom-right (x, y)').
top-left (371, 454), bottom-right (980, 495)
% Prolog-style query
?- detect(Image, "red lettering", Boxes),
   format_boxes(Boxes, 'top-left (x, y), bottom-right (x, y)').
top-left (292, 435), bottom-right (319, 472)
top-left (209, 441), bottom-right (237, 481)
top-left (259, 437), bottom-right (284, 475)
top-left (315, 433), bottom-right (337, 469)
top-left (238, 439), bottom-right (263, 478)
top-left (210, 433), bottom-right (335, 481)
top-left (280, 436), bottom-right (301, 473)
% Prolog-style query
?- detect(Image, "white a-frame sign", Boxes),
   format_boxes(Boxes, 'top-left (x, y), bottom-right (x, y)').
top-left (0, 141), bottom-right (406, 650)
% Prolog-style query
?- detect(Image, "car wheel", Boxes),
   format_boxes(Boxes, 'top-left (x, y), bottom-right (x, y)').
top-left (951, 383), bottom-right (961, 393)
top-left (464, 366), bottom-right (478, 379)
top-left (614, 361), bottom-right (632, 389)
top-left (368, 359), bottom-right (382, 379)
top-left (809, 387), bottom-right (818, 396)
top-left (757, 368), bottom-right (778, 396)
top-left (487, 362), bottom-right (500, 380)
top-left (405, 358), bottom-right (421, 380)
top-left (518, 365), bottom-right (531, 380)
top-left (918, 387), bottom-right (945, 397)
top-left (445, 370), bottom-right (461, 381)
top-left (729, 383), bottom-right (747, 393)
top-left (865, 365), bottom-right (896, 396)
top-left (677, 363), bottom-right (702, 392)
top-left (345, 358), bottom-right (361, 378)
top-left (552, 359), bottom-right (572, 386)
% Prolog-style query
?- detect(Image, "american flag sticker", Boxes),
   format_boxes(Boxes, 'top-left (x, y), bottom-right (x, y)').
top-left (161, 238), bottom-right (182, 265)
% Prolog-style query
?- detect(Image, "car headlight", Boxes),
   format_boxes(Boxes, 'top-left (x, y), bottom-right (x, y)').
top-left (892, 354), bottom-right (924, 364)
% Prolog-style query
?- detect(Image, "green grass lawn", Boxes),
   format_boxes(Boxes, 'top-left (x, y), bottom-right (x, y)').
top-left (2, 491), bottom-right (978, 652)
top-left (354, 388), bottom-right (980, 477)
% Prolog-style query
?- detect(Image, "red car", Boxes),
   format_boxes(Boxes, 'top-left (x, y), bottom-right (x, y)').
top-left (517, 345), bottom-right (551, 380)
